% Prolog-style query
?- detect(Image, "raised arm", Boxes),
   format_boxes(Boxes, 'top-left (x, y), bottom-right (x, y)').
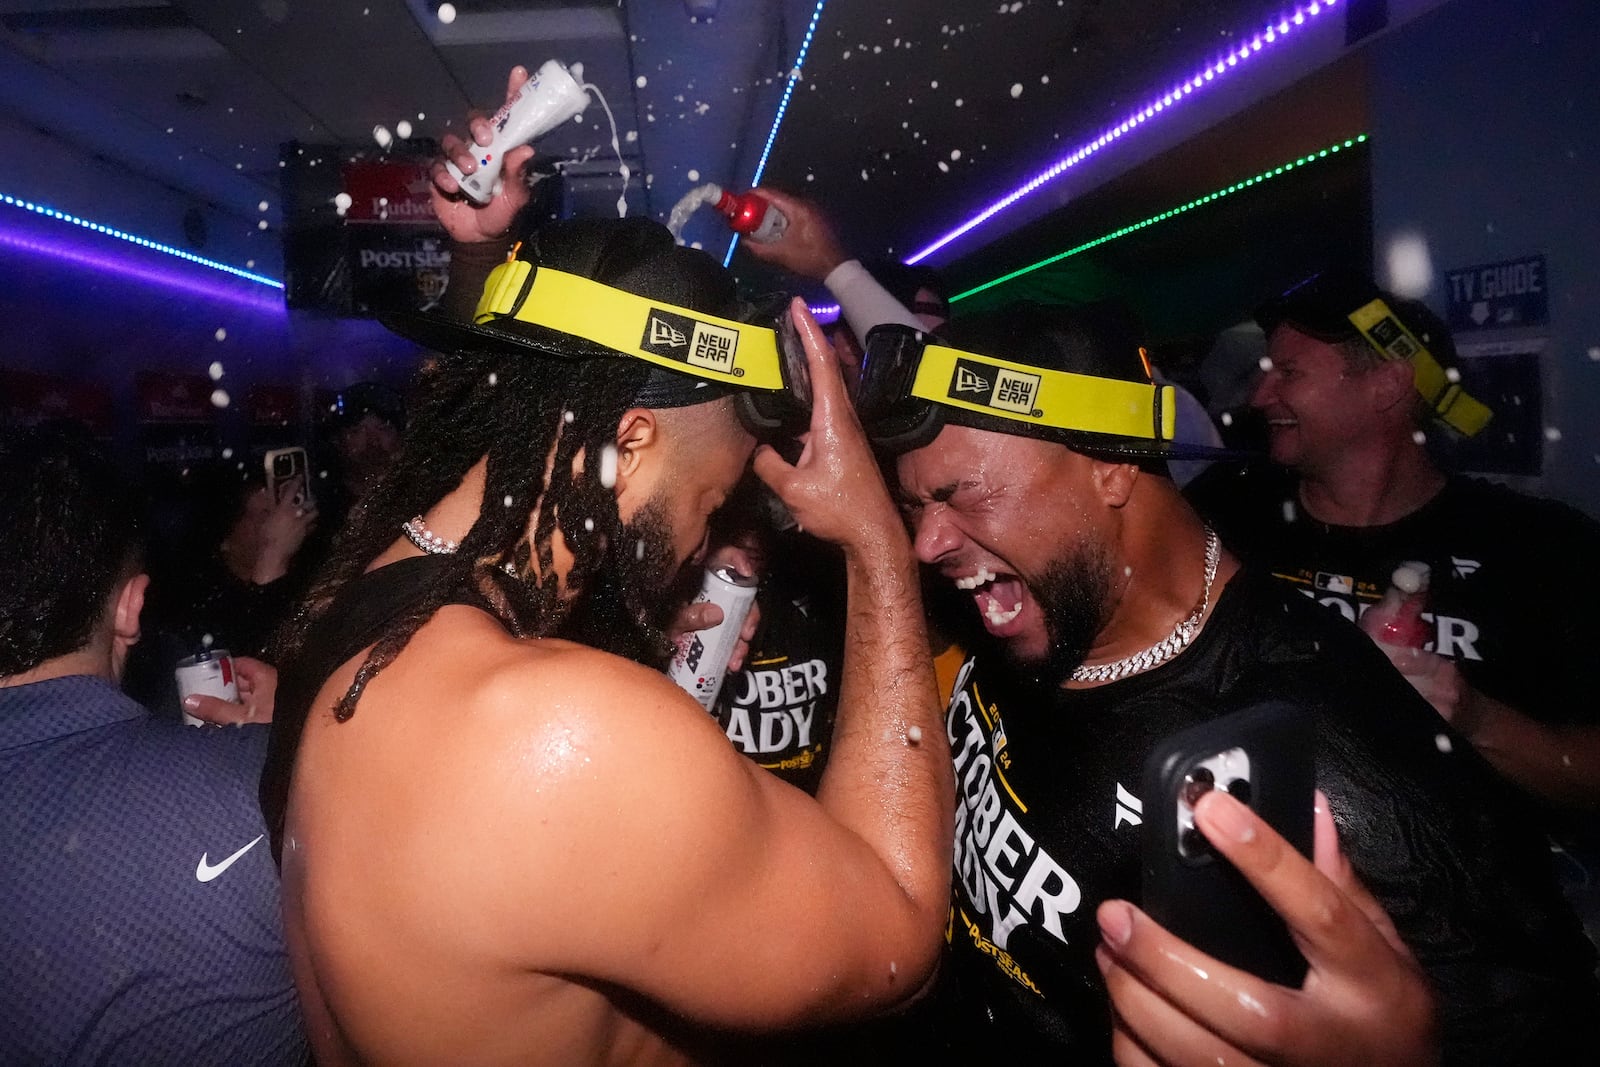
top-left (487, 300), bottom-right (953, 1029)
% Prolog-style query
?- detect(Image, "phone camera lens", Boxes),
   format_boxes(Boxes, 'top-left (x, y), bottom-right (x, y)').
top-left (1181, 766), bottom-right (1214, 806)
top-left (1226, 778), bottom-right (1252, 805)
top-left (1180, 827), bottom-right (1211, 857)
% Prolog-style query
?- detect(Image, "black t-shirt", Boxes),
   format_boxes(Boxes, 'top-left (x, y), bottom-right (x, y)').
top-left (941, 571), bottom-right (1597, 1064)
top-left (711, 536), bottom-right (844, 795)
top-left (1187, 464), bottom-right (1600, 730)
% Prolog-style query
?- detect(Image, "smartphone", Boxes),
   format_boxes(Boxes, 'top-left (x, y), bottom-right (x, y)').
top-left (1141, 701), bottom-right (1314, 987)
top-left (263, 446), bottom-right (312, 509)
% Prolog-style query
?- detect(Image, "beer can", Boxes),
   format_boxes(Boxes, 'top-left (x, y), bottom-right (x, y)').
top-left (667, 566), bottom-right (760, 711)
top-left (174, 649), bottom-right (239, 727)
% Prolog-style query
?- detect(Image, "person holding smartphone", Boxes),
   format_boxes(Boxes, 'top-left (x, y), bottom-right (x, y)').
top-left (865, 300), bottom-right (1596, 1063)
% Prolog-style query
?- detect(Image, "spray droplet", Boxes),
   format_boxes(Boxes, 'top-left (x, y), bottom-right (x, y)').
top-left (1220, 411), bottom-right (1234, 426)
top-left (210, 389), bottom-right (230, 409)
top-left (583, 517), bottom-right (595, 532)
top-left (1586, 346), bottom-right (1600, 362)
top-left (372, 124), bottom-right (393, 148)
top-left (1435, 733), bottom-right (1453, 754)
top-left (1445, 366), bottom-right (1461, 383)
top-left (563, 410), bottom-right (575, 424)
top-left (636, 539), bottom-right (646, 560)
top-left (1281, 498), bottom-right (1298, 523)
top-left (221, 447), bottom-right (234, 460)
top-left (938, 161), bottom-right (949, 173)
top-left (396, 119), bottom-right (413, 140)
top-left (635, 75), bottom-right (648, 88)
top-left (436, 2), bottom-right (456, 24)
top-left (907, 726), bottom-right (923, 745)
top-left (687, 168), bottom-right (700, 181)
top-left (599, 443), bottom-right (619, 489)
top-left (1384, 231), bottom-right (1435, 298)
top-left (503, 495), bottom-right (514, 508)
top-left (930, 79), bottom-right (939, 89)
top-left (1545, 426), bottom-right (1563, 441)
top-left (487, 372), bottom-right (497, 386)
top-left (257, 200), bottom-right (270, 212)
top-left (955, 97), bottom-right (964, 107)
top-left (208, 361), bottom-right (224, 380)
top-left (1010, 83), bottom-right (1024, 98)
top-left (334, 191), bottom-right (353, 214)
top-left (257, 220), bottom-right (268, 230)
top-left (950, 149), bottom-right (962, 161)
top-left (214, 327), bottom-right (228, 342)
top-left (201, 633), bottom-right (214, 648)
top-left (1257, 356), bottom-right (1273, 371)
top-left (1412, 430), bottom-right (1427, 445)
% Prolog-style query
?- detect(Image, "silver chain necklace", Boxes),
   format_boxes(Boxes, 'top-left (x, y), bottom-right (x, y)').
top-left (401, 515), bottom-right (459, 555)
top-left (401, 516), bottom-right (519, 577)
top-left (1070, 526), bottom-right (1221, 685)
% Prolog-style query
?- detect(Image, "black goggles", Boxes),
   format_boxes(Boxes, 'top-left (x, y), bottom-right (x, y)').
top-left (856, 324), bottom-right (1178, 454)
top-left (466, 255), bottom-right (812, 439)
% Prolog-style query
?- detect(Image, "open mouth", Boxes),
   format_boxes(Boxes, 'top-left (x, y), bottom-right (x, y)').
top-left (952, 567), bottom-right (1027, 633)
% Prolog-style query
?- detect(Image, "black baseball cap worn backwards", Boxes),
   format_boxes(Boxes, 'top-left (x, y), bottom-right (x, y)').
top-left (1255, 270), bottom-right (1493, 437)
top-left (380, 217), bottom-right (810, 437)
top-left (857, 300), bottom-right (1239, 462)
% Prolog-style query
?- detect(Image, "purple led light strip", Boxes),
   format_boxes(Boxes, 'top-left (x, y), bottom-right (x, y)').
top-left (905, 0), bottom-right (1341, 265)
top-left (0, 225), bottom-right (286, 312)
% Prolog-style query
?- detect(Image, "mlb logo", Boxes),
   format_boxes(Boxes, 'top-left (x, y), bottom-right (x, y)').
top-left (1313, 571), bottom-right (1353, 595)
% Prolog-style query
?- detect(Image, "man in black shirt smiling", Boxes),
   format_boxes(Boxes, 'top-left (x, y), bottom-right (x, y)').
top-left (860, 300), bottom-right (1598, 1064)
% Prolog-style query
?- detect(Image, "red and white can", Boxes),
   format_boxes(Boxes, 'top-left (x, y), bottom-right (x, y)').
top-left (174, 649), bottom-right (239, 727)
top-left (668, 566), bottom-right (759, 711)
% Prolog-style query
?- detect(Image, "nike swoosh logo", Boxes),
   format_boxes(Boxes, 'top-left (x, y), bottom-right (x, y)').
top-left (196, 834), bottom-right (264, 883)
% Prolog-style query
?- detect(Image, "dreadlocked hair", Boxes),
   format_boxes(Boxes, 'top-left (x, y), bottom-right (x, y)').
top-left (274, 216), bottom-right (749, 721)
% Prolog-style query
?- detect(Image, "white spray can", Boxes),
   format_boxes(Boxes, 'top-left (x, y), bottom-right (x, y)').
top-left (445, 59), bottom-right (591, 204)
top-left (668, 566), bottom-right (760, 711)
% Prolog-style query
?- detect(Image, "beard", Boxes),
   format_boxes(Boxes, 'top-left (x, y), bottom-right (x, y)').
top-left (555, 492), bottom-right (684, 667)
top-left (1010, 540), bottom-right (1115, 688)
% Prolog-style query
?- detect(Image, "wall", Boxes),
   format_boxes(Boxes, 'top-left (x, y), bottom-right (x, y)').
top-left (1368, 0), bottom-right (1600, 516)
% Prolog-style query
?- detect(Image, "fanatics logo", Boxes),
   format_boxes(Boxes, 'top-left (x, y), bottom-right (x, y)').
top-left (640, 308), bottom-right (740, 374)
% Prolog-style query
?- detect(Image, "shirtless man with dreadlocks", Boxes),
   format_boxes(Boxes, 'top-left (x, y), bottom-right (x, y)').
top-left (256, 70), bottom-right (951, 1066)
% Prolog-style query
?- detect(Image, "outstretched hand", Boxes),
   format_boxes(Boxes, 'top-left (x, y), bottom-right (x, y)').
top-left (1098, 790), bottom-right (1437, 1067)
top-left (740, 188), bottom-right (851, 281)
top-left (429, 66), bottom-right (536, 243)
top-left (752, 300), bottom-right (900, 554)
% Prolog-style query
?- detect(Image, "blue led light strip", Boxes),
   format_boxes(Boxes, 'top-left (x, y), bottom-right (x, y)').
top-left (0, 191), bottom-right (284, 289)
top-left (950, 135), bottom-right (1368, 304)
top-left (907, 0), bottom-right (1343, 264)
top-left (724, 0), bottom-right (829, 267)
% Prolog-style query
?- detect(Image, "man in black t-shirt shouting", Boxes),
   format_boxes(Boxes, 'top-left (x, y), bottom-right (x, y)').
top-left (858, 301), bottom-right (1597, 1064)
top-left (1187, 270), bottom-right (1600, 813)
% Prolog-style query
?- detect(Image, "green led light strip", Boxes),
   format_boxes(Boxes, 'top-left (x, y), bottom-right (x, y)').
top-left (950, 134), bottom-right (1369, 304)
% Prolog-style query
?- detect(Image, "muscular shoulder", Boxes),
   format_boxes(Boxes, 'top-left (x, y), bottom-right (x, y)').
top-left (389, 606), bottom-right (737, 795)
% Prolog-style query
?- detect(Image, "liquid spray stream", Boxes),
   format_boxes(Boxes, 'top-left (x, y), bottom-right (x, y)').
top-left (667, 183), bottom-right (726, 243)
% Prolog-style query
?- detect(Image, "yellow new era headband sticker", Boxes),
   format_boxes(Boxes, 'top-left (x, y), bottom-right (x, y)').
top-left (1347, 298), bottom-right (1492, 437)
top-left (473, 260), bottom-right (785, 391)
top-left (911, 344), bottom-right (1177, 441)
